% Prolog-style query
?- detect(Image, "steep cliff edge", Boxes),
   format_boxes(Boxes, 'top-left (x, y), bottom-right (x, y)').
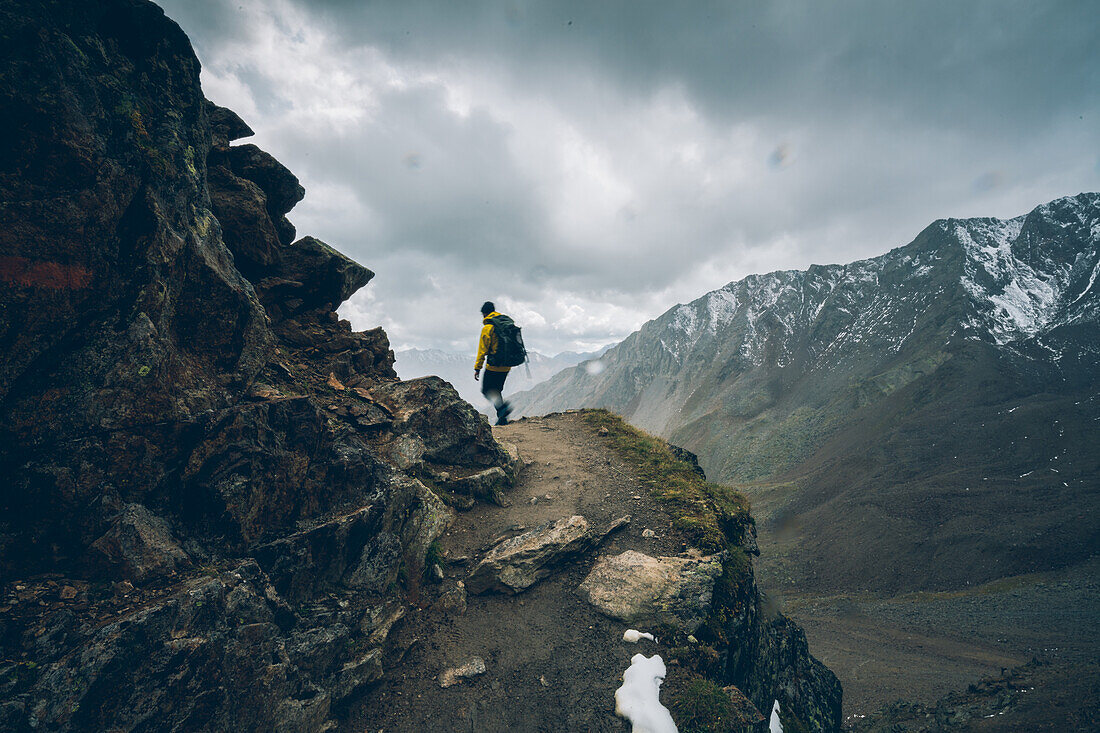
top-left (0, 2), bottom-right (512, 729)
top-left (349, 411), bottom-right (841, 732)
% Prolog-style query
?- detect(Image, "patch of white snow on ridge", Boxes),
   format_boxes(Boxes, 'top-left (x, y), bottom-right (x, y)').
top-left (770, 699), bottom-right (784, 732)
top-left (705, 288), bottom-right (738, 333)
top-left (623, 629), bottom-right (656, 643)
top-left (672, 304), bottom-right (698, 338)
top-left (615, 653), bottom-right (677, 733)
top-left (957, 217), bottom-right (1063, 344)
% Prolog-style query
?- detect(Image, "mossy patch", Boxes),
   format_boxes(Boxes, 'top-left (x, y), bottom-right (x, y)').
top-left (581, 409), bottom-right (749, 553)
top-left (665, 675), bottom-right (735, 733)
top-left (422, 540), bottom-right (444, 580)
top-left (184, 145), bottom-right (197, 179)
top-left (699, 546), bottom-right (752, 647)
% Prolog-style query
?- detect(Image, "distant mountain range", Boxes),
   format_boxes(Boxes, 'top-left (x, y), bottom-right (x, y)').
top-left (395, 345), bottom-right (611, 413)
top-left (514, 193), bottom-right (1100, 593)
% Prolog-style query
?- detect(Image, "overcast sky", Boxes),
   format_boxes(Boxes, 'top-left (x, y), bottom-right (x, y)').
top-left (159, 0), bottom-right (1099, 355)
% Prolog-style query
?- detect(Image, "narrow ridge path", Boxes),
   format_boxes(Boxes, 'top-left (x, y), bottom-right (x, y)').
top-left (346, 412), bottom-right (687, 732)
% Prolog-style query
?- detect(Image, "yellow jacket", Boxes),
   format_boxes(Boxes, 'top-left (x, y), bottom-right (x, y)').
top-left (475, 312), bottom-right (511, 372)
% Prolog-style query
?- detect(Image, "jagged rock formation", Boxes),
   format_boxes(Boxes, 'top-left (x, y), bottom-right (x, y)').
top-left (0, 1), bottom-right (513, 730)
top-left (465, 514), bottom-right (628, 594)
top-left (515, 194), bottom-right (1100, 593)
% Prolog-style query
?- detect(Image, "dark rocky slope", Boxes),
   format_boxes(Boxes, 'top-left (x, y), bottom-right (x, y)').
top-left (514, 195), bottom-right (1100, 594)
top-left (0, 1), bottom-right (513, 729)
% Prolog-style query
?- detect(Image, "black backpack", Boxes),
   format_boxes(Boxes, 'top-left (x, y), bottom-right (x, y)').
top-left (487, 314), bottom-right (527, 368)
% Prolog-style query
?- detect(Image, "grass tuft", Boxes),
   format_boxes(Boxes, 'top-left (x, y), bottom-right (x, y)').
top-left (666, 675), bottom-right (735, 733)
top-left (582, 409), bottom-right (750, 553)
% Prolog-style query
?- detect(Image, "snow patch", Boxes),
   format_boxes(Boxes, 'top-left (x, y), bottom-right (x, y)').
top-left (1070, 255), bottom-right (1100, 306)
top-left (705, 288), bottom-right (738, 333)
top-left (672, 304), bottom-right (699, 338)
top-left (615, 654), bottom-right (677, 733)
top-left (957, 217), bottom-right (1067, 345)
top-left (623, 629), bottom-right (656, 643)
top-left (770, 699), bottom-right (784, 732)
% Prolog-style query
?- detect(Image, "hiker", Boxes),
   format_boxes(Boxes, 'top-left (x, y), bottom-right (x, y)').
top-left (474, 301), bottom-right (527, 425)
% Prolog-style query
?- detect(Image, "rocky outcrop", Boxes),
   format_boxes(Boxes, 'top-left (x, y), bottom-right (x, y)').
top-left (583, 549), bottom-right (841, 730)
top-left (723, 685), bottom-right (769, 732)
top-left (466, 514), bottom-right (628, 594)
top-left (0, 1), bottom-right (514, 730)
top-left (578, 550), bottom-right (724, 634)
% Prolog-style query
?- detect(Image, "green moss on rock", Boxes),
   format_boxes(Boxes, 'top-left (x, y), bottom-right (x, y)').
top-left (582, 409), bottom-right (749, 553)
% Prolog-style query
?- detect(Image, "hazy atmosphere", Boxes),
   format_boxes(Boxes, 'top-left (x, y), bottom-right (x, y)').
top-left (5, 2), bottom-right (1099, 728)
top-left (160, 0), bottom-right (1100, 355)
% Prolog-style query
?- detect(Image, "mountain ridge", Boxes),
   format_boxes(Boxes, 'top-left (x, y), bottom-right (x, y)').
top-left (514, 193), bottom-right (1100, 593)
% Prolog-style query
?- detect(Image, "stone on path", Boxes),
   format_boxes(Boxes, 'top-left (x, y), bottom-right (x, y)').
top-left (438, 657), bottom-right (487, 688)
top-left (577, 549), bottom-right (724, 634)
top-left (466, 515), bottom-right (630, 594)
top-left (466, 515), bottom-right (592, 594)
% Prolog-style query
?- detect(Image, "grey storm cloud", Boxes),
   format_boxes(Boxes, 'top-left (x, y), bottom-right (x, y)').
top-left (305, 0), bottom-right (1097, 127)
top-left (158, 0), bottom-right (1099, 355)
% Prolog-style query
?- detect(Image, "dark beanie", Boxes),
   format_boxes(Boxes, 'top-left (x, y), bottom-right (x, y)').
top-left (481, 301), bottom-right (495, 315)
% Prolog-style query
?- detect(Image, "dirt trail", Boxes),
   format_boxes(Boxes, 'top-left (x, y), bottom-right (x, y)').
top-left (344, 412), bottom-right (689, 732)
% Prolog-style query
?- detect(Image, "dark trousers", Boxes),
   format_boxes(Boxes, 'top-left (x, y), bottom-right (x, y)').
top-left (480, 369), bottom-right (508, 412)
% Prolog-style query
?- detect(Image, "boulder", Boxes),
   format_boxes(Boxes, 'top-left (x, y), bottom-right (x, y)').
top-left (495, 439), bottom-right (524, 479)
top-left (226, 143), bottom-right (306, 223)
top-left (577, 550), bottom-right (724, 634)
top-left (401, 478), bottom-right (455, 567)
top-left (264, 236), bottom-right (373, 312)
top-left (467, 515), bottom-right (594, 594)
top-left (89, 503), bottom-right (191, 583)
top-left (465, 515), bottom-right (627, 595)
top-left (206, 101), bottom-right (254, 147)
top-left (436, 579), bottom-right (468, 615)
top-left (373, 376), bottom-right (511, 470)
top-left (332, 648), bottom-right (383, 701)
top-left (442, 467), bottom-right (511, 507)
top-left (207, 164), bottom-right (283, 274)
top-left (438, 657), bottom-right (486, 688)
